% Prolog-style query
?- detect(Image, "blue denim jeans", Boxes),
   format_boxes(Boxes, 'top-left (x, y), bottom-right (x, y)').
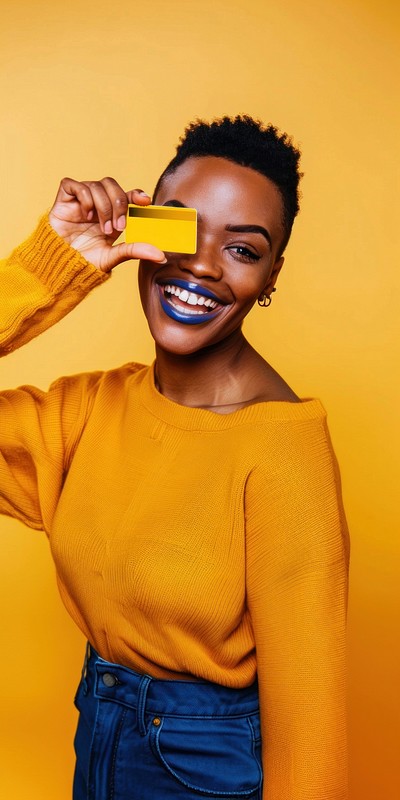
top-left (73, 644), bottom-right (263, 799)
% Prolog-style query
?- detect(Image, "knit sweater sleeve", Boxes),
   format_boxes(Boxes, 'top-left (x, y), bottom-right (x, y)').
top-left (0, 214), bottom-right (109, 354)
top-left (0, 215), bottom-right (109, 531)
top-left (245, 416), bottom-right (350, 800)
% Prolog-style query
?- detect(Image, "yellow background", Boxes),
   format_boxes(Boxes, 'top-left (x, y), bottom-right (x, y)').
top-left (0, 0), bottom-right (399, 797)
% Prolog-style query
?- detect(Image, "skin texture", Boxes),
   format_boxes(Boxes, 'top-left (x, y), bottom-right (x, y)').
top-left (48, 158), bottom-right (299, 412)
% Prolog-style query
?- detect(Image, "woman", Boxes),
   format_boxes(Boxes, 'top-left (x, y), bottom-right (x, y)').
top-left (0, 116), bottom-right (350, 799)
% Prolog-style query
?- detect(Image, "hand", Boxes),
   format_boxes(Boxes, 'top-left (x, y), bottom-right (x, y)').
top-left (48, 177), bottom-right (167, 273)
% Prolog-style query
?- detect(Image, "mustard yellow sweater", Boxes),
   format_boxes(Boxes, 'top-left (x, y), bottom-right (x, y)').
top-left (0, 216), bottom-right (350, 799)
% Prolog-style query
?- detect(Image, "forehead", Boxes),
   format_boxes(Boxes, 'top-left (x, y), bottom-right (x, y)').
top-left (156, 156), bottom-right (284, 237)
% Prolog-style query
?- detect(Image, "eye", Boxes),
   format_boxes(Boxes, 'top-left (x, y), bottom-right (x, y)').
top-left (228, 245), bottom-right (261, 263)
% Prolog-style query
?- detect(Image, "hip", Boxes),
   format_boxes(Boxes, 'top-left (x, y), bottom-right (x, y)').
top-left (73, 643), bottom-right (263, 800)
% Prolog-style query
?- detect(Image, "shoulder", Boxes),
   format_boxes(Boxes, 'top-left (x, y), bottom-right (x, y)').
top-left (48, 361), bottom-right (148, 399)
top-left (260, 364), bottom-right (301, 403)
top-left (255, 378), bottom-right (301, 404)
top-left (245, 405), bottom-right (337, 502)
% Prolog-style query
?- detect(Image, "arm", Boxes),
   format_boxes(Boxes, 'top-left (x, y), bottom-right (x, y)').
top-left (245, 417), bottom-right (350, 800)
top-left (1, 177), bottom-right (167, 354)
top-left (0, 177), bottom-right (167, 528)
top-left (0, 370), bottom-right (104, 531)
top-left (0, 214), bottom-right (109, 354)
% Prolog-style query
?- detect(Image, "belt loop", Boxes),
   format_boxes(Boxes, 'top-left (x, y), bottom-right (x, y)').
top-left (81, 641), bottom-right (91, 695)
top-left (137, 675), bottom-right (152, 736)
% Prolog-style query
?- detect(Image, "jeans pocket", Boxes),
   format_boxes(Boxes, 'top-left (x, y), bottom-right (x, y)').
top-left (149, 714), bottom-right (262, 797)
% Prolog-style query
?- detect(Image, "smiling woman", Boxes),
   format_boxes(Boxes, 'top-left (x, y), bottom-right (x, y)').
top-left (138, 155), bottom-right (286, 367)
top-left (0, 115), bottom-right (350, 800)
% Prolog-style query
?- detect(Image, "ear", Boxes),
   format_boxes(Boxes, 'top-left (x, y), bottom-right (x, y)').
top-left (262, 256), bottom-right (285, 296)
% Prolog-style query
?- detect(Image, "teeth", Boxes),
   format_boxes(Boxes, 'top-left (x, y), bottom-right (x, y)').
top-left (174, 305), bottom-right (204, 315)
top-left (163, 283), bottom-right (220, 311)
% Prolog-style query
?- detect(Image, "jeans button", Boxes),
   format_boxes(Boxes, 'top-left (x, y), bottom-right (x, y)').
top-left (102, 672), bottom-right (118, 687)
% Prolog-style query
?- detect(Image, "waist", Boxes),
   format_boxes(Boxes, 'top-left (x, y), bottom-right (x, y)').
top-left (82, 643), bottom-right (259, 717)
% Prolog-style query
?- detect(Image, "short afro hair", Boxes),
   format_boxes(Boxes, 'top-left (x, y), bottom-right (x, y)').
top-left (153, 115), bottom-right (303, 256)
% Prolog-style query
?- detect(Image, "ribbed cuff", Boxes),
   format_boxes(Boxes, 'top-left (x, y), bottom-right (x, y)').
top-left (13, 213), bottom-right (110, 296)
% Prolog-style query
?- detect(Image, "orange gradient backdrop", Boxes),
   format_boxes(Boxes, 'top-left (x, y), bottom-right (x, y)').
top-left (0, 1), bottom-right (399, 798)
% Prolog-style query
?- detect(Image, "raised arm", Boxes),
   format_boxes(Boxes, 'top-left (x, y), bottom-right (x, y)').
top-left (1, 178), bottom-right (166, 354)
top-left (245, 417), bottom-right (350, 800)
top-left (0, 177), bottom-right (166, 530)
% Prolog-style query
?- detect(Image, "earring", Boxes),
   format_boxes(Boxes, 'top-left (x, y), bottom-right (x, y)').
top-left (258, 288), bottom-right (276, 307)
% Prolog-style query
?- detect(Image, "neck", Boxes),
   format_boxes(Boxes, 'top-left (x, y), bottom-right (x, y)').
top-left (154, 330), bottom-right (257, 408)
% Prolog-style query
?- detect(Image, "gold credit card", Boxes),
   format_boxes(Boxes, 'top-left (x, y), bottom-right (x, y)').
top-left (125, 205), bottom-right (197, 253)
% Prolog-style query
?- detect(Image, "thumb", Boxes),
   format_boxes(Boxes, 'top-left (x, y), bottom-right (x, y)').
top-left (99, 242), bottom-right (167, 273)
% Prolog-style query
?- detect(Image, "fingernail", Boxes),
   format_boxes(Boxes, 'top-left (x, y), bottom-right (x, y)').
top-left (160, 257), bottom-right (168, 264)
top-left (138, 190), bottom-right (150, 198)
top-left (117, 215), bottom-right (126, 230)
top-left (104, 220), bottom-right (113, 235)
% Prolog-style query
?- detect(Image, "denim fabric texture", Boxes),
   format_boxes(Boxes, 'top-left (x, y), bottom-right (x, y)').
top-left (73, 644), bottom-right (263, 800)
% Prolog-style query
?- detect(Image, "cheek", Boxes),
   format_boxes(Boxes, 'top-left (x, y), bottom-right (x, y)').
top-left (232, 272), bottom-right (267, 304)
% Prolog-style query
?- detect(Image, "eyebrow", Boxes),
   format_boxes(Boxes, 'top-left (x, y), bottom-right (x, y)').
top-left (225, 224), bottom-right (271, 248)
top-left (163, 200), bottom-right (272, 248)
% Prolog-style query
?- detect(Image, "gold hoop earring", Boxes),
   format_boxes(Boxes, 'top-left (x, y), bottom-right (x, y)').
top-left (258, 288), bottom-right (276, 307)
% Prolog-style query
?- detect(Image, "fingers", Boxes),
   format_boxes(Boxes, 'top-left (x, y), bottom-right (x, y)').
top-left (89, 178), bottom-right (152, 235)
top-left (55, 177), bottom-right (152, 234)
top-left (99, 242), bottom-right (167, 273)
top-left (50, 177), bottom-right (164, 271)
top-left (126, 188), bottom-right (152, 206)
top-left (80, 178), bottom-right (128, 235)
top-left (55, 178), bottom-right (96, 220)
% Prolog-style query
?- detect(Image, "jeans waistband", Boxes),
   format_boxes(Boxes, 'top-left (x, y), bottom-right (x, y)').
top-left (82, 643), bottom-right (259, 720)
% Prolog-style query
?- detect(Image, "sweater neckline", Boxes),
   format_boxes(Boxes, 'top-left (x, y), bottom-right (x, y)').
top-left (138, 362), bottom-right (326, 431)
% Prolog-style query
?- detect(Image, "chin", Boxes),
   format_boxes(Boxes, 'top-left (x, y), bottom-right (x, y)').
top-left (151, 328), bottom-right (210, 357)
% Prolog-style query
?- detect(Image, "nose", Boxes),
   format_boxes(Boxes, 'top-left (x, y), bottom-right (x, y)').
top-left (176, 235), bottom-right (223, 281)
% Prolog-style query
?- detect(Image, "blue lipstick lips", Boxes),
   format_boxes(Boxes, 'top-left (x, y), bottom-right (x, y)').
top-left (157, 280), bottom-right (224, 326)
